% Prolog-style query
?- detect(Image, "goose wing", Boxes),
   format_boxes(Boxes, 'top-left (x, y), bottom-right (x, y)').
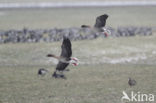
top-left (56, 37), bottom-right (72, 71)
top-left (94, 14), bottom-right (108, 28)
top-left (60, 37), bottom-right (72, 58)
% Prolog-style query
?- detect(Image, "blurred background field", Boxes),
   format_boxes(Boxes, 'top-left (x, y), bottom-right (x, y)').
top-left (0, 6), bottom-right (156, 30)
top-left (0, 1), bottom-right (156, 103)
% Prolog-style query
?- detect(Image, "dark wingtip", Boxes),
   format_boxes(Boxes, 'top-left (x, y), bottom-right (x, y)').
top-left (63, 36), bottom-right (70, 41)
top-left (47, 54), bottom-right (54, 57)
top-left (104, 14), bottom-right (109, 16)
top-left (103, 14), bottom-right (109, 18)
top-left (63, 35), bottom-right (69, 40)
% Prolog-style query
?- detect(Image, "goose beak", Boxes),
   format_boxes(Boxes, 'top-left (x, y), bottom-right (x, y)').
top-left (103, 28), bottom-right (111, 37)
top-left (71, 57), bottom-right (79, 66)
top-left (72, 62), bottom-right (78, 66)
top-left (71, 57), bottom-right (78, 62)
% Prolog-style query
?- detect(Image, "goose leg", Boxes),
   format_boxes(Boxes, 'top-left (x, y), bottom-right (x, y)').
top-left (59, 71), bottom-right (66, 79)
top-left (52, 70), bottom-right (58, 78)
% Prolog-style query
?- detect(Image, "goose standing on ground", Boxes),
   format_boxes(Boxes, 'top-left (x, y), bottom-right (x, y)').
top-left (47, 37), bottom-right (78, 79)
top-left (128, 77), bottom-right (137, 87)
top-left (81, 14), bottom-right (110, 37)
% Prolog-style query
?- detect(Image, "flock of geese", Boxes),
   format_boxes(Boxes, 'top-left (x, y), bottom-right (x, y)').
top-left (38, 14), bottom-right (137, 87)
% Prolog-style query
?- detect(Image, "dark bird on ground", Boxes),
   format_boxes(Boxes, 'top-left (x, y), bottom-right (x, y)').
top-left (47, 37), bottom-right (78, 79)
top-left (128, 77), bottom-right (137, 87)
top-left (81, 14), bottom-right (110, 37)
top-left (38, 68), bottom-right (49, 76)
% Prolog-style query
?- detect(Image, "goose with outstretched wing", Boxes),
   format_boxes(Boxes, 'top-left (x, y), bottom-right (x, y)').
top-left (47, 37), bottom-right (78, 79)
top-left (81, 14), bottom-right (110, 37)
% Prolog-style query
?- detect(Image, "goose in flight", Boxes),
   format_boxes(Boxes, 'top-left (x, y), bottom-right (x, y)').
top-left (81, 14), bottom-right (110, 37)
top-left (47, 37), bottom-right (78, 79)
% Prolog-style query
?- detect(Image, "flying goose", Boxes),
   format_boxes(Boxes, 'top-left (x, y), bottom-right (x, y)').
top-left (81, 14), bottom-right (110, 37)
top-left (47, 37), bottom-right (78, 79)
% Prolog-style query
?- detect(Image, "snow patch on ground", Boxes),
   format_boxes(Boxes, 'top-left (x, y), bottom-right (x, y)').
top-left (80, 54), bottom-right (147, 64)
top-left (103, 54), bottom-right (147, 64)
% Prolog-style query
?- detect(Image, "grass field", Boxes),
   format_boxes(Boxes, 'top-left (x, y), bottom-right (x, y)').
top-left (0, 34), bottom-right (156, 103)
top-left (0, 64), bottom-right (156, 103)
top-left (0, 6), bottom-right (156, 30)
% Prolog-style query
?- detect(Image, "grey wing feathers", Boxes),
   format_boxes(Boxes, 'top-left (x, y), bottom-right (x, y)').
top-left (60, 37), bottom-right (72, 58)
top-left (56, 37), bottom-right (72, 71)
top-left (94, 14), bottom-right (108, 28)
